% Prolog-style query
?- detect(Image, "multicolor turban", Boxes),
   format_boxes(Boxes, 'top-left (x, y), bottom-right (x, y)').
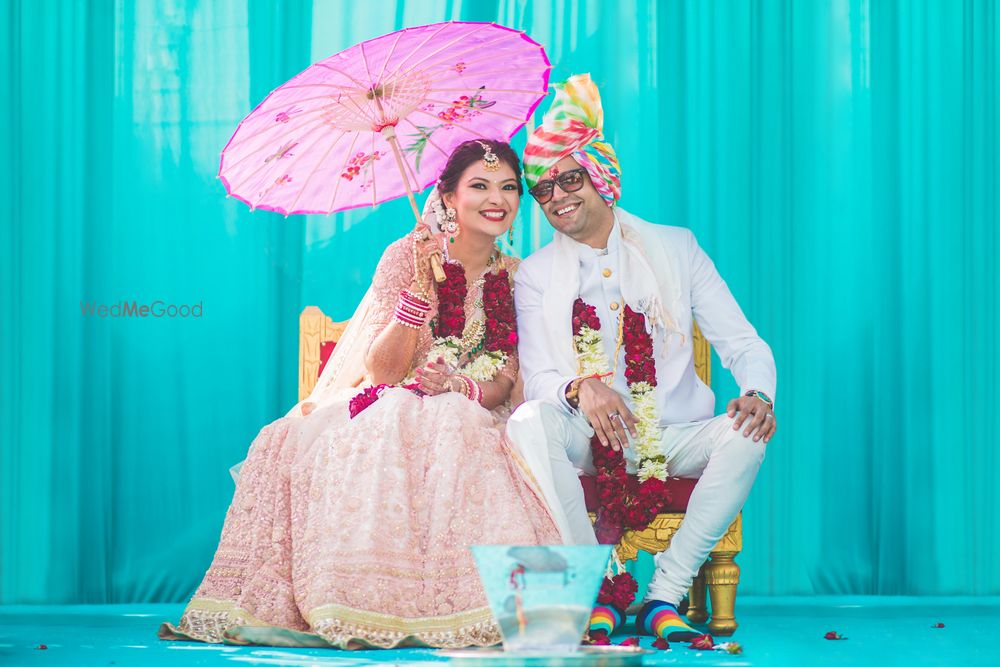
top-left (523, 73), bottom-right (622, 205)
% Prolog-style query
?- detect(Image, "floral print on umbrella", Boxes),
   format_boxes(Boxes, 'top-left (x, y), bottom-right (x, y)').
top-left (341, 150), bottom-right (385, 189)
top-left (258, 174), bottom-right (293, 202)
top-left (274, 106), bottom-right (303, 124)
top-left (264, 141), bottom-right (298, 163)
top-left (404, 86), bottom-right (495, 170)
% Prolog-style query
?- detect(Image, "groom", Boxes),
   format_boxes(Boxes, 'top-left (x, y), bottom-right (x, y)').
top-left (507, 75), bottom-right (777, 641)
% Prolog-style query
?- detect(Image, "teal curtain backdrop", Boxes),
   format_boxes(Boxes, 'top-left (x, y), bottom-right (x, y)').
top-left (2, 0), bottom-right (997, 604)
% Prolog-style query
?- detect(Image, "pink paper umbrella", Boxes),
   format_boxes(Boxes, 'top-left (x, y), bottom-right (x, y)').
top-left (220, 21), bottom-right (550, 223)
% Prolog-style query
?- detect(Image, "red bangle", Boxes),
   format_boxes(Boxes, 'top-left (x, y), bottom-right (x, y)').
top-left (395, 290), bottom-right (431, 329)
top-left (399, 290), bottom-right (431, 312)
top-left (460, 375), bottom-right (483, 404)
top-left (394, 308), bottom-right (425, 328)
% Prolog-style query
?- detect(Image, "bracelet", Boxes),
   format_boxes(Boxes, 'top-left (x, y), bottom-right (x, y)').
top-left (394, 309), bottom-right (425, 328)
top-left (399, 289), bottom-right (431, 311)
top-left (450, 376), bottom-right (469, 398)
top-left (461, 375), bottom-right (483, 404)
top-left (565, 372), bottom-right (612, 407)
top-left (394, 290), bottom-right (431, 329)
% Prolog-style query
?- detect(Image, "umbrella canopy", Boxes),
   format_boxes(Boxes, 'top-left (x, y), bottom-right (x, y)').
top-left (219, 21), bottom-right (551, 217)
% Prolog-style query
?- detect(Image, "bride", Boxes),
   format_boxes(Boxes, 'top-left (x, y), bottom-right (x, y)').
top-left (159, 139), bottom-right (562, 649)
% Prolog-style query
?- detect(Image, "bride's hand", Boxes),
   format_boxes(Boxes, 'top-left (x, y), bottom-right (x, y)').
top-left (415, 356), bottom-right (454, 396)
top-left (410, 225), bottom-right (441, 297)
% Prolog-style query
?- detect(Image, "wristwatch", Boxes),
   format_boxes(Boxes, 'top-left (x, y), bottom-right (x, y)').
top-left (744, 389), bottom-right (773, 410)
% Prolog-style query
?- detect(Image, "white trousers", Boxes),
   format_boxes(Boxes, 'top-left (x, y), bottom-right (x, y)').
top-left (506, 401), bottom-right (766, 606)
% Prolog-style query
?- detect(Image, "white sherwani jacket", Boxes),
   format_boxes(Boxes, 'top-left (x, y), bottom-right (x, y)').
top-left (514, 208), bottom-right (777, 424)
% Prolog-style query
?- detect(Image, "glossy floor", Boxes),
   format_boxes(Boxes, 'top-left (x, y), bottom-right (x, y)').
top-left (1, 597), bottom-right (996, 666)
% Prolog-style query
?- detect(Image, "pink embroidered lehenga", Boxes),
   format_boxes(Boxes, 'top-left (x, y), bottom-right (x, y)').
top-left (159, 235), bottom-right (560, 649)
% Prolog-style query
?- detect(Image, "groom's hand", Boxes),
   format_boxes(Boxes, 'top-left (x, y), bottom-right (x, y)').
top-left (726, 396), bottom-right (776, 443)
top-left (577, 379), bottom-right (638, 452)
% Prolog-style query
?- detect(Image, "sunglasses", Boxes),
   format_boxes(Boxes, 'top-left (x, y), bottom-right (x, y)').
top-left (528, 168), bottom-right (588, 204)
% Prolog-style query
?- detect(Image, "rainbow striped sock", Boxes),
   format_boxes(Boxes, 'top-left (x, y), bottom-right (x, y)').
top-left (637, 599), bottom-right (700, 641)
top-left (588, 604), bottom-right (623, 636)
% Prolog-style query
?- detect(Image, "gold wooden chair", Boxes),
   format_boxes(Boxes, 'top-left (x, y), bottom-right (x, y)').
top-left (298, 306), bottom-right (349, 401)
top-left (297, 307), bottom-right (743, 635)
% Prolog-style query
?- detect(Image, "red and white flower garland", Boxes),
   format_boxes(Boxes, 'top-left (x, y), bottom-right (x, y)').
top-left (572, 297), bottom-right (672, 545)
top-left (572, 298), bottom-right (673, 615)
top-left (349, 259), bottom-right (516, 418)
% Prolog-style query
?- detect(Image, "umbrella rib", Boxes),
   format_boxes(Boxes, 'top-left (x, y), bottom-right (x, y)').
top-left (254, 93), bottom-right (356, 109)
top-left (278, 81), bottom-right (371, 92)
top-left (392, 130), bottom-right (420, 198)
top-left (427, 87), bottom-right (548, 95)
top-left (283, 129), bottom-right (351, 215)
top-left (312, 62), bottom-right (371, 89)
top-left (382, 25), bottom-right (486, 86)
top-left (241, 79), bottom-right (546, 149)
top-left (340, 91), bottom-right (380, 129)
top-left (396, 37), bottom-right (537, 76)
top-left (409, 47), bottom-right (543, 80)
top-left (359, 41), bottom-right (390, 129)
top-left (398, 130), bottom-right (424, 195)
top-left (422, 98), bottom-right (532, 123)
top-left (327, 133), bottom-right (361, 213)
top-left (359, 41), bottom-right (376, 89)
top-left (408, 107), bottom-right (492, 141)
top-left (377, 23), bottom-right (453, 87)
top-left (230, 120), bottom-right (345, 206)
top-left (258, 91), bottom-right (453, 117)
top-left (398, 115), bottom-right (454, 178)
top-left (279, 80), bottom-right (380, 131)
top-left (244, 65), bottom-right (547, 145)
top-left (392, 30), bottom-right (514, 83)
top-left (225, 96), bottom-right (542, 200)
top-left (224, 106), bottom-right (335, 156)
top-left (223, 114), bottom-right (345, 175)
top-left (370, 132), bottom-right (378, 207)
top-left (374, 30), bottom-right (403, 87)
top-left (274, 87), bottom-right (377, 131)
top-left (226, 97), bottom-right (377, 161)
top-left (252, 86), bottom-right (540, 117)
top-left (253, 93), bottom-right (430, 132)
top-left (420, 60), bottom-right (553, 83)
top-left (230, 120), bottom-right (340, 200)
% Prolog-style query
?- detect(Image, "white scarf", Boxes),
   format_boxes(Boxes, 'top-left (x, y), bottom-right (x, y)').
top-left (541, 208), bottom-right (683, 376)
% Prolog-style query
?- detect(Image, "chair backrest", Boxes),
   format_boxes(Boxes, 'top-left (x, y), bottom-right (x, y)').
top-left (298, 306), bottom-right (348, 400)
top-left (692, 321), bottom-right (711, 386)
top-left (298, 306), bottom-right (711, 400)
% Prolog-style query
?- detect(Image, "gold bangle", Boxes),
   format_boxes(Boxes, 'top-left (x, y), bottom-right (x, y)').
top-left (449, 376), bottom-right (467, 398)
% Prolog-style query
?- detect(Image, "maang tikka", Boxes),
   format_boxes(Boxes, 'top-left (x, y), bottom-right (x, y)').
top-left (477, 141), bottom-right (500, 172)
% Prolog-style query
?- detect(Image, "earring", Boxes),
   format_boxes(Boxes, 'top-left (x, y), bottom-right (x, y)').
top-left (507, 220), bottom-right (514, 246)
top-left (433, 197), bottom-right (459, 242)
top-left (442, 207), bottom-right (459, 243)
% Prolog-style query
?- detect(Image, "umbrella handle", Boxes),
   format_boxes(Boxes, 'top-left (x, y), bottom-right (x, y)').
top-left (380, 124), bottom-right (447, 283)
top-left (414, 222), bottom-right (448, 285)
top-left (429, 254), bottom-right (446, 283)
